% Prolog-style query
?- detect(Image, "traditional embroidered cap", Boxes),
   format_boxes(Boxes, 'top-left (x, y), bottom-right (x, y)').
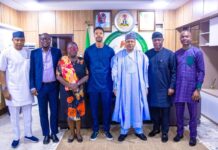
top-left (125, 32), bottom-right (136, 40)
top-left (12, 31), bottom-right (25, 38)
top-left (152, 32), bottom-right (163, 39)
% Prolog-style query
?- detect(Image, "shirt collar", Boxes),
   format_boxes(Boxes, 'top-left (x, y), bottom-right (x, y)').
top-left (42, 47), bottom-right (51, 53)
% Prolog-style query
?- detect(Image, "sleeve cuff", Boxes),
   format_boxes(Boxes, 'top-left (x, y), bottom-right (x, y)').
top-left (196, 83), bottom-right (202, 90)
top-left (113, 82), bottom-right (117, 90)
top-left (30, 88), bottom-right (36, 92)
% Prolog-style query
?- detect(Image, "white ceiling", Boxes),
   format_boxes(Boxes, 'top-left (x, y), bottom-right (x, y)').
top-left (0, 0), bottom-right (189, 11)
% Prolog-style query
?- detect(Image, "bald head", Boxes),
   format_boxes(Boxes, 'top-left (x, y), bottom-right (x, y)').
top-left (40, 33), bottom-right (51, 50)
top-left (180, 30), bottom-right (192, 48)
top-left (180, 30), bottom-right (192, 38)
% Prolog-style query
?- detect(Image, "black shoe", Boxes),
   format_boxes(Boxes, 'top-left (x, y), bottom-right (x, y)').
top-left (135, 133), bottom-right (147, 141)
top-left (148, 130), bottom-right (160, 137)
top-left (161, 134), bottom-right (168, 143)
top-left (51, 134), bottom-right (59, 143)
top-left (24, 136), bottom-right (39, 143)
top-left (173, 134), bottom-right (183, 142)
top-left (67, 135), bottom-right (74, 143)
top-left (11, 140), bottom-right (20, 148)
top-left (118, 134), bottom-right (127, 142)
top-left (76, 134), bottom-right (83, 143)
top-left (104, 131), bottom-right (113, 141)
top-left (90, 131), bottom-right (99, 141)
top-left (43, 136), bottom-right (50, 144)
top-left (189, 137), bottom-right (197, 146)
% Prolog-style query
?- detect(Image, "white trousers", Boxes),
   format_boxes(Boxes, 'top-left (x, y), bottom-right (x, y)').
top-left (8, 104), bottom-right (32, 140)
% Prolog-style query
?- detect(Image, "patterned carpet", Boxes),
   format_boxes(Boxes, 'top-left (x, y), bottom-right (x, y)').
top-left (57, 125), bottom-right (208, 150)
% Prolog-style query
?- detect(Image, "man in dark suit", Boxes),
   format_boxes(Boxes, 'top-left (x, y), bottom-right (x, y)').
top-left (30, 33), bottom-right (62, 144)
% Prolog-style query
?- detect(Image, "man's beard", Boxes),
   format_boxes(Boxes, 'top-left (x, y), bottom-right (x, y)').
top-left (96, 37), bottom-right (103, 42)
top-left (42, 44), bottom-right (50, 49)
top-left (182, 40), bottom-right (190, 45)
top-left (154, 45), bottom-right (162, 50)
top-left (126, 45), bottom-right (134, 51)
top-left (15, 45), bottom-right (23, 50)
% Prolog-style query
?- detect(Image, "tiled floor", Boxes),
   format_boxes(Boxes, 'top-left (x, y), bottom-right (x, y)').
top-left (198, 116), bottom-right (218, 150)
top-left (0, 105), bottom-right (218, 150)
top-left (0, 105), bottom-right (65, 150)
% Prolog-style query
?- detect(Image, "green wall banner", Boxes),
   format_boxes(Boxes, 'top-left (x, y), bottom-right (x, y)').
top-left (104, 31), bottom-right (148, 52)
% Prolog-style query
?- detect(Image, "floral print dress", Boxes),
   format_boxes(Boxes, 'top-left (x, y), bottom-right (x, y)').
top-left (57, 56), bottom-right (85, 120)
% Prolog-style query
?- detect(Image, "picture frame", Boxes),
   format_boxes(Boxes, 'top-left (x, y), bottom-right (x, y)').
top-left (138, 11), bottom-right (155, 31)
top-left (93, 10), bottom-right (112, 32)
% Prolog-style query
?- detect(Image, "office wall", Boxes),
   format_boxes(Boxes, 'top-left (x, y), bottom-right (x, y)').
top-left (175, 0), bottom-right (218, 28)
top-left (2, 0), bottom-right (218, 53)
top-left (0, 2), bottom-right (177, 53)
top-left (0, 3), bottom-right (20, 27)
top-left (175, 0), bottom-right (218, 89)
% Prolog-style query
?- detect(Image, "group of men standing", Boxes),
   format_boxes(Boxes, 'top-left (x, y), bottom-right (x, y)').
top-left (0, 27), bottom-right (204, 148)
top-left (85, 27), bottom-right (205, 147)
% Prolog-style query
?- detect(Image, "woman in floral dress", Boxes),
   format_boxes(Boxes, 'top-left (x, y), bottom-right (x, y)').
top-left (56, 42), bottom-right (88, 143)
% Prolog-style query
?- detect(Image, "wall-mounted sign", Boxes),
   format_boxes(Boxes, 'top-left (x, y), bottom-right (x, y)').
top-left (104, 31), bottom-right (148, 54)
top-left (114, 10), bottom-right (135, 33)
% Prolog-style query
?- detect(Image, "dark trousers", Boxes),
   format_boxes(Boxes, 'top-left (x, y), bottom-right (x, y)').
top-left (37, 82), bottom-right (59, 136)
top-left (150, 107), bottom-right (170, 134)
top-left (175, 102), bottom-right (198, 138)
top-left (89, 91), bottom-right (112, 132)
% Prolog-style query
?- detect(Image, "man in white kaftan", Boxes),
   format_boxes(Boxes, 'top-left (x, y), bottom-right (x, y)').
top-left (0, 31), bottom-right (39, 148)
top-left (111, 32), bottom-right (150, 142)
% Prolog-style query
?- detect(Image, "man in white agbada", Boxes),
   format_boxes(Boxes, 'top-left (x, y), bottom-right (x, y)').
top-left (0, 31), bottom-right (39, 148)
top-left (111, 32), bottom-right (150, 142)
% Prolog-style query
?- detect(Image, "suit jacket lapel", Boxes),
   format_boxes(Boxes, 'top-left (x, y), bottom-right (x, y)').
top-left (39, 48), bottom-right (43, 71)
top-left (50, 47), bottom-right (56, 70)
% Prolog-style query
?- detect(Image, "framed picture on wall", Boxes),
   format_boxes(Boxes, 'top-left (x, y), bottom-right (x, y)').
top-left (138, 11), bottom-right (155, 31)
top-left (94, 10), bottom-right (112, 32)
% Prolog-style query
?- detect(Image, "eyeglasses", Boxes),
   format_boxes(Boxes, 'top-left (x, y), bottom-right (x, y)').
top-left (40, 38), bottom-right (51, 41)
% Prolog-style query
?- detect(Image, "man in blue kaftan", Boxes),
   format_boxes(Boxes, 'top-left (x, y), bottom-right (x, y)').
top-left (84, 27), bottom-right (115, 141)
top-left (111, 32), bottom-right (150, 142)
top-left (173, 30), bottom-right (205, 146)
